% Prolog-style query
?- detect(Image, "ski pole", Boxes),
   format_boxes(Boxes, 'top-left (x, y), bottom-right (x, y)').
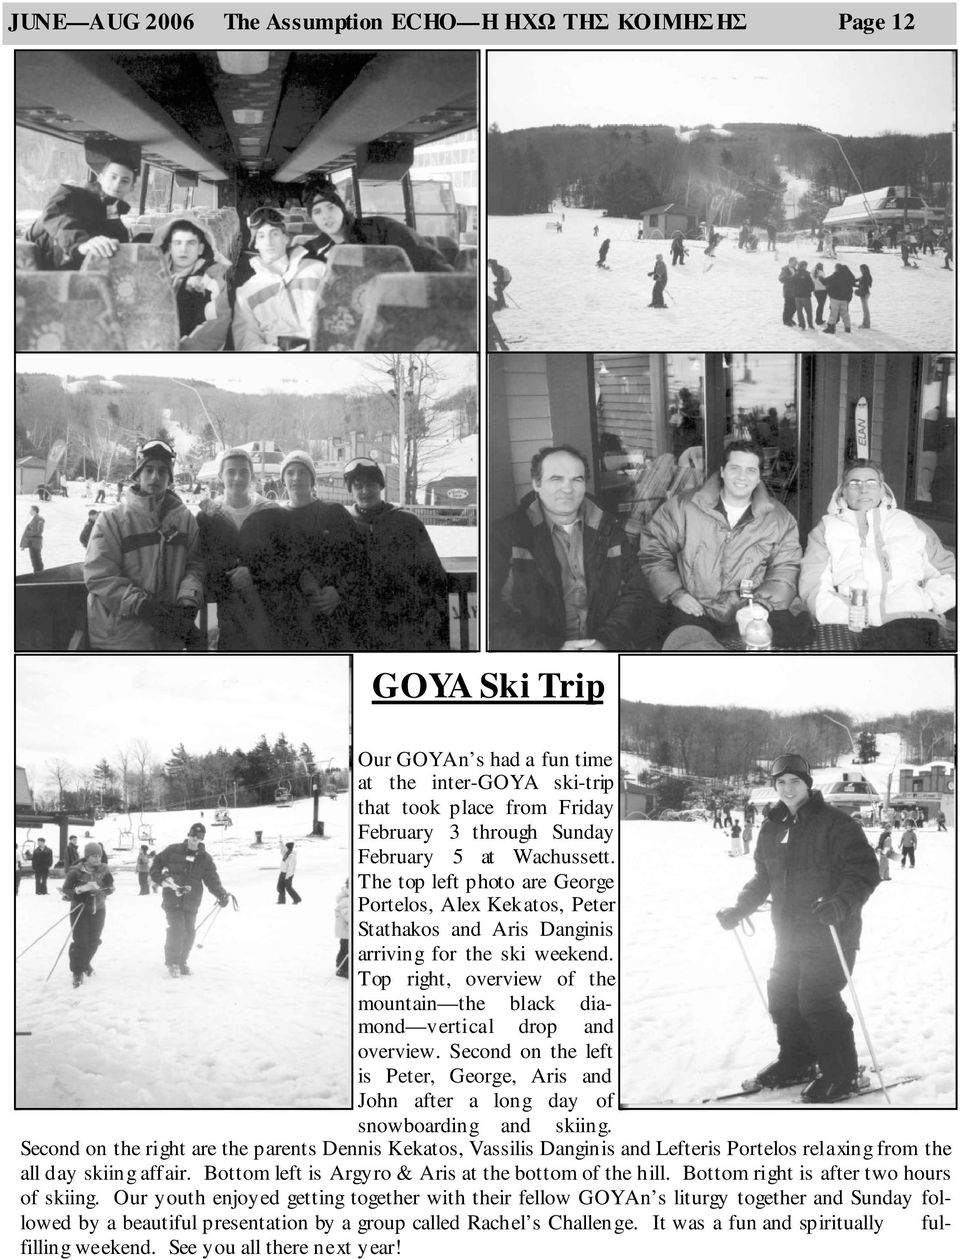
top-left (195, 906), bottom-right (221, 950)
top-left (732, 919), bottom-right (768, 1015)
top-left (17, 908), bottom-right (74, 960)
top-left (828, 924), bottom-right (892, 1105)
top-left (46, 906), bottom-right (82, 982)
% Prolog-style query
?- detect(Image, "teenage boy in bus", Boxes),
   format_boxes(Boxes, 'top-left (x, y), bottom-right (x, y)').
top-left (231, 208), bottom-right (326, 351)
top-left (28, 140), bottom-right (139, 270)
top-left (304, 183), bottom-right (452, 272)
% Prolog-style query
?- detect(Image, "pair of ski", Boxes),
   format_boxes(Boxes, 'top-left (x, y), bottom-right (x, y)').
top-left (691, 1068), bottom-right (920, 1106)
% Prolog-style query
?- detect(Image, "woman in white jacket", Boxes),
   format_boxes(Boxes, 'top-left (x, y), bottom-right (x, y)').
top-left (277, 841), bottom-right (301, 905)
top-left (800, 459), bottom-right (955, 651)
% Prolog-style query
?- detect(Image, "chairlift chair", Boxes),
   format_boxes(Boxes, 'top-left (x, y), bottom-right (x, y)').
top-left (275, 780), bottom-right (292, 807)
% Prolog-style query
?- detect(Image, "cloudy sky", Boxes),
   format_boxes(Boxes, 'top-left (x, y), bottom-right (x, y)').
top-left (621, 656), bottom-right (955, 720)
top-left (490, 51), bottom-right (955, 135)
top-left (16, 658), bottom-right (351, 781)
top-left (15, 353), bottom-right (477, 396)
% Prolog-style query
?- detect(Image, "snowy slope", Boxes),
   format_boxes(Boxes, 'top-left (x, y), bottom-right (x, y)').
top-left (489, 206), bottom-right (954, 350)
top-left (621, 813), bottom-right (955, 1108)
top-left (15, 796), bottom-right (350, 1109)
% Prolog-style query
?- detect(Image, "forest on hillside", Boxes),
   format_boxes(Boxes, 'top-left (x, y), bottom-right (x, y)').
top-left (489, 121), bottom-right (952, 226)
top-left (620, 699), bottom-right (954, 782)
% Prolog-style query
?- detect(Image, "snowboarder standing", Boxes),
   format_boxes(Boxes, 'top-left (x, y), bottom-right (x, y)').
top-left (597, 238), bottom-right (611, 268)
top-left (670, 231), bottom-right (685, 266)
top-left (716, 753), bottom-right (880, 1104)
top-left (150, 822), bottom-right (231, 977)
top-left (63, 841), bottom-right (114, 988)
top-left (648, 254), bottom-right (667, 307)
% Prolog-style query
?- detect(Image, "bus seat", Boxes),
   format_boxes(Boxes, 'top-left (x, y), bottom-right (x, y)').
top-left (311, 243), bottom-right (413, 352)
top-left (16, 271), bottom-right (125, 351)
top-left (354, 272), bottom-right (477, 352)
top-left (198, 208), bottom-right (241, 265)
top-left (454, 246), bottom-right (478, 272)
top-left (15, 240), bottom-right (39, 270)
top-left (81, 244), bottom-right (179, 351)
top-left (429, 234), bottom-right (459, 265)
top-left (292, 233), bottom-right (320, 249)
top-left (15, 563), bottom-right (89, 651)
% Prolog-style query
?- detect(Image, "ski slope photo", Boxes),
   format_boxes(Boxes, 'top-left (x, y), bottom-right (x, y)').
top-left (15, 657), bottom-right (351, 1109)
top-left (489, 208), bottom-right (954, 352)
top-left (619, 660), bottom-right (956, 1109)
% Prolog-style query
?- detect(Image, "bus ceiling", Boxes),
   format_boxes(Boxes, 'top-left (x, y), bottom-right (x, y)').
top-left (16, 50), bottom-right (476, 185)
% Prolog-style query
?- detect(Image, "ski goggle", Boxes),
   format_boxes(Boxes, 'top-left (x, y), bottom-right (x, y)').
top-left (343, 457), bottom-right (381, 478)
top-left (247, 207), bottom-right (286, 230)
top-left (137, 440), bottom-right (175, 464)
top-left (770, 755), bottom-right (811, 781)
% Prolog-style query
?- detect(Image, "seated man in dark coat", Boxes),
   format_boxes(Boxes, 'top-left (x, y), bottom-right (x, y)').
top-left (490, 445), bottom-right (660, 651)
top-left (303, 183), bottom-right (452, 272)
top-left (28, 139), bottom-right (139, 270)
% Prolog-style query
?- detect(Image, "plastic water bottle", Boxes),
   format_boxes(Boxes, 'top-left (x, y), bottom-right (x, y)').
top-left (848, 576), bottom-right (868, 632)
top-left (742, 611), bottom-right (773, 651)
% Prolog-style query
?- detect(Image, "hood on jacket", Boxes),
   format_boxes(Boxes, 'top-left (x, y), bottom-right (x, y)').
top-left (150, 213), bottom-right (229, 272)
top-left (123, 484), bottom-right (187, 520)
top-left (825, 476), bottom-right (897, 520)
top-left (519, 490), bottom-right (608, 532)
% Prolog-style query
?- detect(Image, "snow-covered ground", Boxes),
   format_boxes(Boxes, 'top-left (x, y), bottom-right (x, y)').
top-left (621, 733), bottom-right (956, 1107)
top-left (15, 796), bottom-right (350, 1109)
top-left (490, 206), bottom-right (954, 350)
top-left (15, 486), bottom-right (476, 575)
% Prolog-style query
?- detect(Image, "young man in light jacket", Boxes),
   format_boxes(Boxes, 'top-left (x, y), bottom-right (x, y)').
top-left (231, 208), bottom-right (325, 351)
top-left (83, 439), bottom-right (203, 651)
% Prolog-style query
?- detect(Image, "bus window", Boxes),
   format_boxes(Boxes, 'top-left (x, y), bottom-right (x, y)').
top-left (357, 179), bottom-right (405, 224)
top-left (411, 180), bottom-right (458, 240)
top-left (143, 166), bottom-right (174, 215)
top-left (15, 126), bottom-right (87, 236)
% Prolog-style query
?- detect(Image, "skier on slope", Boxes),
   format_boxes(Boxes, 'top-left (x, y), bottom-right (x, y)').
top-left (597, 238), bottom-right (611, 268)
top-left (150, 822), bottom-right (231, 978)
top-left (715, 754), bottom-right (880, 1104)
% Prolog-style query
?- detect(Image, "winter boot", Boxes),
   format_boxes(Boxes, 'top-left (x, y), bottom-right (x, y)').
top-left (179, 964), bottom-right (192, 976)
top-left (84, 966), bottom-right (94, 977)
top-left (800, 1074), bottom-right (860, 1104)
top-left (167, 963), bottom-right (181, 978)
top-left (754, 1058), bottom-right (817, 1089)
top-left (72, 972), bottom-right (83, 989)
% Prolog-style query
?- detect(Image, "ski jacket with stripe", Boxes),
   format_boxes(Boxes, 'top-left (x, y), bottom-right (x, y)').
top-left (231, 246), bottom-right (325, 351)
top-left (800, 482), bottom-right (955, 627)
top-left (732, 791), bottom-right (880, 953)
top-left (490, 492), bottom-right (658, 650)
top-left (84, 487), bottom-right (203, 651)
top-left (149, 842), bottom-right (227, 913)
top-left (639, 473), bottom-right (801, 621)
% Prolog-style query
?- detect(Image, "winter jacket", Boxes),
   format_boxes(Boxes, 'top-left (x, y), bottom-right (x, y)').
top-left (854, 273), bottom-right (873, 298)
top-left (62, 859), bottom-right (115, 914)
top-left (84, 488), bottom-right (203, 651)
top-left (778, 265), bottom-right (796, 298)
top-left (800, 481), bottom-right (956, 627)
top-left (335, 881), bottom-right (350, 938)
top-left (280, 845), bottom-right (298, 879)
top-left (305, 215), bottom-right (452, 273)
top-left (231, 247), bottom-right (326, 350)
top-left (27, 182), bottom-right (130, 270)
top-left (149, 842), bottom-right (227, 913)
top-left (135, 852), bottom-right (151, 874)
top-left (639, 473), bottom-right (801, 621)
top-left (652, 259), bottom-right (667, 284)
top-left (822, 266), bottom-right (856, 301)
top-left (346, 502), bottom-right (449, 650)
top-left (150, 214), bottom-right (232, 351)
top-left (284, 499), bottom-right (369, 649)
top-left (31, 845), bottom-right (54, 873)
top-left (20, 516), bottom-right (44, 550)
top-left (79, 519), bottom-right (96, 548)
top-left (490, 492), bottom-right (658, 650)
top-left (899, 828), bottom-right (918, 851)
top-left (732, 791), bottom-right (879, 952)
top-left (197, 497), bottom-right (297, 650)
top-left (792, 269), bottom-right (815, 298)
top-left (812, 269), bottom-right (827, 293)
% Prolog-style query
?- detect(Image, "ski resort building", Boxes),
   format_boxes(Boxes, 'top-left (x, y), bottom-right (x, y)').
top-left (891, 762), bottom-right (956, 825)
top-left (636, 203), bottom-right (700, 238)
top-left (823, 185), bottom-right (941, 232)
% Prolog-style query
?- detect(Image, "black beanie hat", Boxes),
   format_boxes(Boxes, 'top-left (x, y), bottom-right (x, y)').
top-left (307, 182), bottom-right (347, 216)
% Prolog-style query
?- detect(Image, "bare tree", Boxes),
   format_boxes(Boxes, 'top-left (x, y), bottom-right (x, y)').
top-left (131, 738), bottom-right (152, 810)
top-left (45, 758), bottom-right (73, 811)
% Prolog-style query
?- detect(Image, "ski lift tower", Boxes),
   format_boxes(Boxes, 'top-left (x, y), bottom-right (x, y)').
top-left (311, 765), bottom-right (334, 837)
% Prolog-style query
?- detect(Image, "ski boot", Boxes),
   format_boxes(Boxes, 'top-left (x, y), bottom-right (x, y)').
top-left (179, 964), bottom-right (192, 976)
top-left (72, 973), bottom-right (83, 989)
top-left (800, 1074), bottom-right (860, 1104)
top-left (750, 1059), bottom-right (817, 1090)
top-left (167, 963), bottom-right (181, 979)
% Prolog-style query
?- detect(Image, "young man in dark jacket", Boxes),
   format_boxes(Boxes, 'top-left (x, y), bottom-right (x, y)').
top-left (821, 263), bottom-right (856, 334)
top-left (490, 445), bottom-right (660, 650)
top-left (150, 823), bottom-right (231, 978)
top-left (716, 754), bottom-right (880, 1103)
top-left (31, 838), bottom-right (54, 894)
top-left (63, 841), bottom-right (115, 988)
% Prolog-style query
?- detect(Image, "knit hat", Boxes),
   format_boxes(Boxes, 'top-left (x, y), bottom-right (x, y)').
top-left (280, 450), bottom-right (316, 485)
top-left (218, 447), bottom-right (254, 477)
top-left (770, 754), bottom-right (813, 788)
top-left (306, 182), bottom-right (347, 216)
top-left (85, 138), bottom-right (141, 178)
top-left (83, 841), bottom-right (101, 858)
top-left (131, 438), bottom-right (175, 481)
top-left (188, 823), bottom-right (206, 837)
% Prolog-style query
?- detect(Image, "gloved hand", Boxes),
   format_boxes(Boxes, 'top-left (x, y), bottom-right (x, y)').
top-left (716, 906), bottom-right (741, 931)
top-left (171, 604), bottom-right (199, 640)
top-left (137, 597), bottom-right (178, 638)
top-left (217, 893), bottom-right (231, 909)
top-left (812, 897), bottom-right (846, 927)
